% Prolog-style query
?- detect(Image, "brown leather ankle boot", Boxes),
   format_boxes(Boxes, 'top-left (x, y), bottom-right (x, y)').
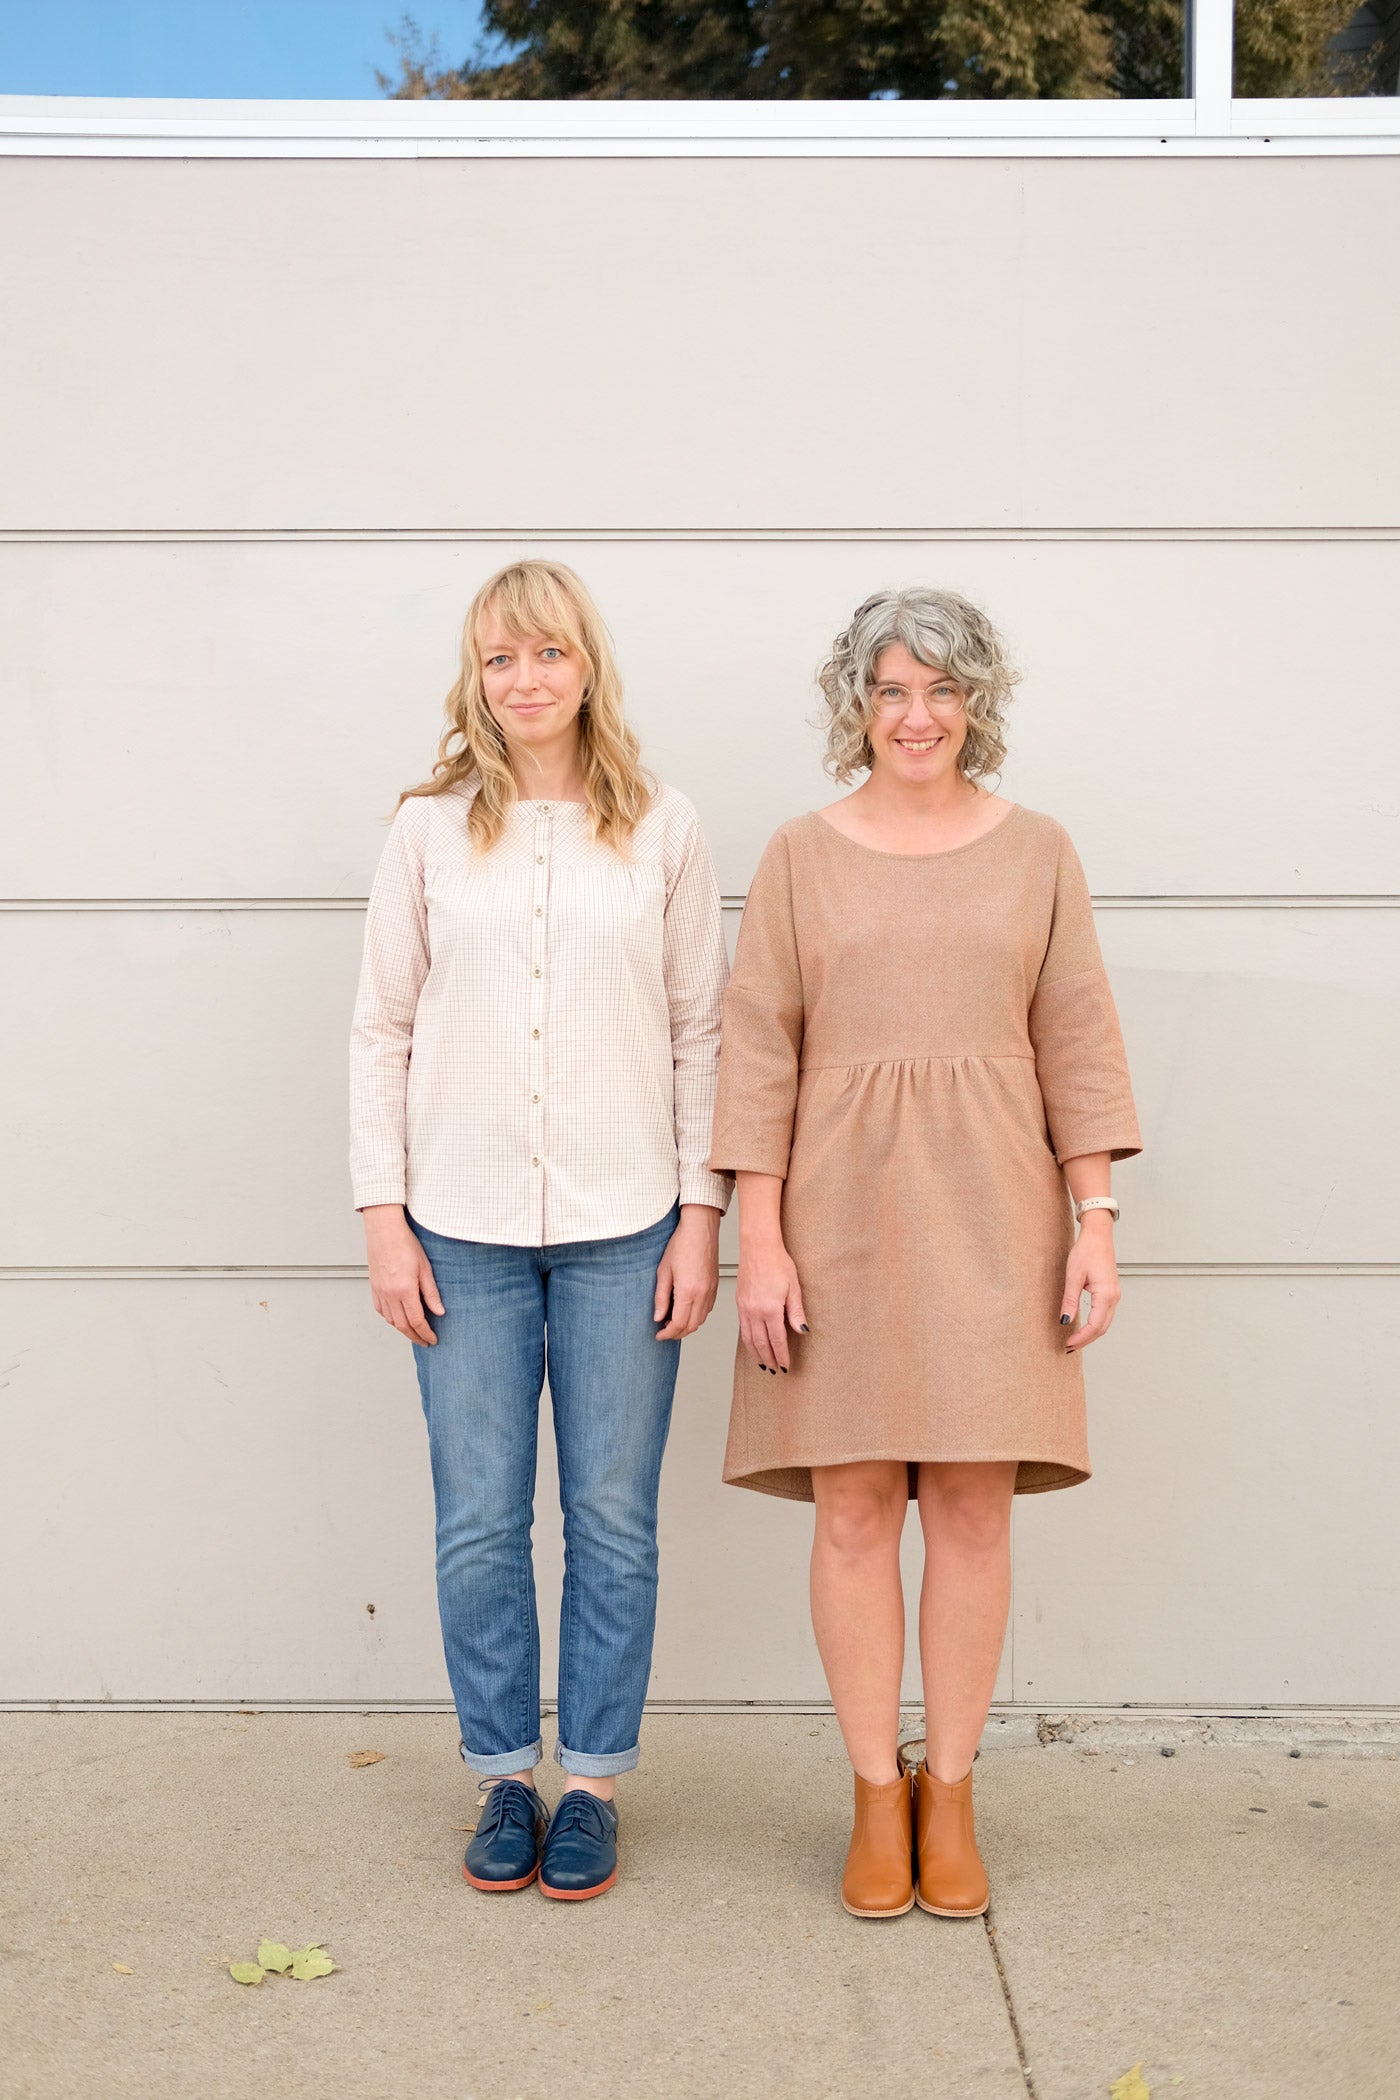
top-left (914, 1763), bottom-right (989, 1916)
top-left (840, 1772), bottom-right (915, 1918)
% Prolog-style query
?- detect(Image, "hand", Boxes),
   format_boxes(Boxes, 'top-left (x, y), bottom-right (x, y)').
top-left (653, 1204), bottom-right (721, 1341)
top-left (1060, 1214), bottom-right (1120, 1353)
top-left (363, 1205), bottom-right (445, 1345)
top-left (736, 1236), bottom-right (808, 1373)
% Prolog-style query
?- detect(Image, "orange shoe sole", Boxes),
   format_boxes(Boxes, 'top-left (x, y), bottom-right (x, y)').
top-left (463, 1862), bottom-right (540, 1892)
top-left (841, 1891), bottom-right (916, 1919)
top-left (915, 1890), bottom-right (989, 1917)
top-left (538, 1868), bottom-right (618, 1901)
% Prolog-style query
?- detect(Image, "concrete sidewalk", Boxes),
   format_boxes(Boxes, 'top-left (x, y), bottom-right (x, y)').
top-left (1, 1712), bottom-right (1396, 2100)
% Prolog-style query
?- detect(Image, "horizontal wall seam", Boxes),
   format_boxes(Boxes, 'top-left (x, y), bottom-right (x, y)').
top-left (2, 527), bottom-right (1399, 545)
top-left (2, 895), bottom-right (1396, 912)
top-left (3, 1263), bottom-right (1396, 1281)
top-left (3, 1700), bottom-right (1398, 1718)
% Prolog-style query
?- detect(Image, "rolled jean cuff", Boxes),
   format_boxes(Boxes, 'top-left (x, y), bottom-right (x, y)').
top-left (460, 1738), bottom-right (543, 1779)
top-left (555, 1739), bottom-right (641, 1778)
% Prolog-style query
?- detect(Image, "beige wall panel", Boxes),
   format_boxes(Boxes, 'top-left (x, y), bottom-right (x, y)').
top-left (0, 910), bottom-right (369, 1268)
top-left (1, 1272), bottom-right (1386, 1707)
top-left (1104, 906), bottom-right (1400, 1265)
top-left (0, 1278), bottom-right (963, 1706)
top-left (0, 1280), bottom-right (445, 1703)
top-left (4, 537), bottom-right (1399, 900)
top-left (1012, 1276), bottom-right (1400, 1706)
top-left (1, 905), bottom-right (1392, 1267)
top-left (2, 158), bottom-right (1398, 532)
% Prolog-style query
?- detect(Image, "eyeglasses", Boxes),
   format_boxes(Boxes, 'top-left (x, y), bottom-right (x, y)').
top-left (868, 681), bottom-right (965, 717)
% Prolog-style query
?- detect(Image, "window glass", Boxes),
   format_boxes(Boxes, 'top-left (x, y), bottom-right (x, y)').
top-left (1234, 0), bottom-right (1400, 93)
top-left (382, 3), bottom-right (1191, 101)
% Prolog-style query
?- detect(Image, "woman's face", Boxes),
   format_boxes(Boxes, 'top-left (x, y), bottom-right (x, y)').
top-left (477, 608), bottom-right (587, 757)
top-left (865, 643), bottom-right (969, 785)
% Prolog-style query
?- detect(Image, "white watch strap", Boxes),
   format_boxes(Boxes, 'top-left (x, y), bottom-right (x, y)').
top-left (1074, 1196), bottom-right (1119, 1220)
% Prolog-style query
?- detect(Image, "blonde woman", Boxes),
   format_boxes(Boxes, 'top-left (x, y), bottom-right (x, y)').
top-left (708, 588), bottom-right (1140, 1919)
top-left (350, 561), bottom-right (730, 1902)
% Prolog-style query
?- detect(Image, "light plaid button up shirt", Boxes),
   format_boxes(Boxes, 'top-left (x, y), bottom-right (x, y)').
top-left (349, 780), bottom-right (732, 1246)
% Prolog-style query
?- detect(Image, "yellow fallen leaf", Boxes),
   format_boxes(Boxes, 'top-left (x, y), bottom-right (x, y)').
top-left (257, 1940), bottom-right (293, 1973)
top-left (347, 1750), bottom-right (385, 1768)
top-left (1111, 2068), bottom-right (1150, 2100)
top-left (111, 1962), bottom-right (134, 1975)
top-left (229, 1962), bottom-right (264, 1986)
top-left (289, 1947), bottom-right (336, 1981)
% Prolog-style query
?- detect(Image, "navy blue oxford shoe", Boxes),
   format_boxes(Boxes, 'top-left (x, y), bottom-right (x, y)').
top-left (463, 1779), bottom-right (549, 1892)
top-left (538, 1789), bottom-right (619, 1901)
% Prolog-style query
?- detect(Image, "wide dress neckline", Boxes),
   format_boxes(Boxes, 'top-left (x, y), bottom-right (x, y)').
top-left (807, 802), bottom-right (1024, 862)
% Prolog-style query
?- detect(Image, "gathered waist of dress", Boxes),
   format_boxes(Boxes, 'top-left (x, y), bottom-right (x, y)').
top-left (797, 1050), bottom-right (1035, 1074)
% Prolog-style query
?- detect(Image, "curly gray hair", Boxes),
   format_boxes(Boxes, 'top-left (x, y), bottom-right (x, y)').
top-left (816, 586), bottom-right (1019, 784)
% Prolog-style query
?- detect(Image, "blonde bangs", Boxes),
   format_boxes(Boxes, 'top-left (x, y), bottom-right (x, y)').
top-left (398, 560), bottom-right (652, 855)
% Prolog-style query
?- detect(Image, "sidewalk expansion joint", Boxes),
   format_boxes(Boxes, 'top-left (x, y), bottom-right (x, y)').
top-left (984, 1910), bottom-right (1039, 2099)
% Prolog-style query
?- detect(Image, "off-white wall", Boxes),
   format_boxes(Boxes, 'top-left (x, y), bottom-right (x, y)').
top-left (1, 154), bottom-right (1396, 1708)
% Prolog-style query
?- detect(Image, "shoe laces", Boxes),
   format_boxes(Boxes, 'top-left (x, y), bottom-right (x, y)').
top-left (477, 1778), bottom-right (544, 1838)
top-left (549, 1791), bottom-right (614, 1842)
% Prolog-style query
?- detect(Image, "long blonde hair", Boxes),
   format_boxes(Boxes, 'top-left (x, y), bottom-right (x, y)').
top-left (400, 561), bottom-right (652, 854)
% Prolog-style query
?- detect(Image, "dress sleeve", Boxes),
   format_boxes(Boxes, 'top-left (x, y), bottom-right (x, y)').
top-left (348, 797), bottom-right (431, 1209)
top-left (1028, 826), bottom-right (1142, 1166)
top-left (707, 828), bottom-right (805, 1179)
top-left (661, 801), bottom-right (734, 1214)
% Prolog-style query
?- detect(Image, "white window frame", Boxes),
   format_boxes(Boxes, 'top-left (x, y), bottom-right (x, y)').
top-left (0, 0), bottom-right (1396, 156)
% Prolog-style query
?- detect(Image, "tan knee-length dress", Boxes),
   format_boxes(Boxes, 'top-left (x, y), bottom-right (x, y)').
top-left (707, 805), bottom-right (1142, 1501)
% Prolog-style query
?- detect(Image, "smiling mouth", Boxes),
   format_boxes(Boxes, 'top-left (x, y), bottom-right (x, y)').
top-left (895, 735), bottom-right (944, 752)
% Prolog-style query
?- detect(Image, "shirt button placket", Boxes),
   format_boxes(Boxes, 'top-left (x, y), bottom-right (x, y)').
top-left (530, 804), bottom-right (550, 1239)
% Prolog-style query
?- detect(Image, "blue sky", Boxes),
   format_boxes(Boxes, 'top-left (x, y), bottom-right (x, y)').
top-left (0, 1), bottom-right (487, 99)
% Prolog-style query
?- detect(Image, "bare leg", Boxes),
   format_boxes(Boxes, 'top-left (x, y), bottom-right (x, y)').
top-left (810, 1461), bottom-right (910, 1785)
top-left (916, 1461), bottom-right (1017, 1784)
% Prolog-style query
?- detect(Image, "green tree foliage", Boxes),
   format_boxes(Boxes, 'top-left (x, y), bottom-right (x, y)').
top-left (377, 0), bottom-right (1175, 100)
top-left (1233, 0), bottom-right (1384, 94)
top-left (378, 0), bottom-right (1390, 100)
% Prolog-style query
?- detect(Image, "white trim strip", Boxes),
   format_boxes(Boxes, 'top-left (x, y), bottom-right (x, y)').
top-left (0, 92), bottom-right (1197, 142)
top-left (1, 90), bottom-right (1398, 157)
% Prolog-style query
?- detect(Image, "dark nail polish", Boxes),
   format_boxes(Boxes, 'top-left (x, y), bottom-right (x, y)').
top-left (1059, 1314), bottom-right (1071, 1325)
top-left (780, 1367), bottom-right (788, 1373)
top-left (799, 1324), bottom-right (810, 1333)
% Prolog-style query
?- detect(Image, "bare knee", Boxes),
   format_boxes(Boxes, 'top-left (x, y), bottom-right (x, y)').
top-left (814, 1472), bottom-right (906, 1559)
top-left (920, 1468), bottom-right (1013, 1557)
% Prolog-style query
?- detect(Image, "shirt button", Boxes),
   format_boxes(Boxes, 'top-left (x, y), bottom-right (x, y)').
top-left (531, 1028), bottom-right (540, 1039)
top-left (535, 907), bottom-right (543, 917)
top-left (531, 1093), bottom-right (540, 1104)
top-left (536, 854), bottom-right (545, 864)
top-left (531, 1156), bottom-right (540, 1167)
top-left (533, 966), bottom-right (542, 978)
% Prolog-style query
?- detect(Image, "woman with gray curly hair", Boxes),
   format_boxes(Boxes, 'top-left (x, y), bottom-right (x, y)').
top-left (708, 586), bottom-right (1141, 1921)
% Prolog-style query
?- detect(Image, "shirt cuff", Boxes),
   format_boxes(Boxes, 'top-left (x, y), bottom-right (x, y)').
top-left (352, 1179), bottom-right (408, 1210)
top-left (679, 1168), bottom-right (734, 1214)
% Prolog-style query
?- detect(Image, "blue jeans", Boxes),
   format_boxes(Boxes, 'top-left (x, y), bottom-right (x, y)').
top-left (410, 1203), bottom-right (681, 1779)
